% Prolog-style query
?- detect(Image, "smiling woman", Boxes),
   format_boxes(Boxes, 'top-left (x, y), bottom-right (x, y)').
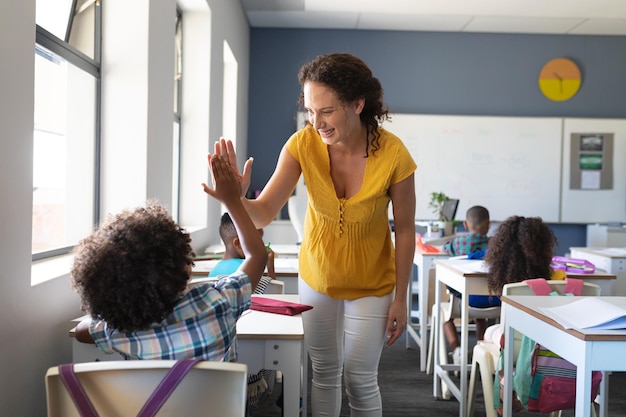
top-left (214, 52), bottom-right (417, 417)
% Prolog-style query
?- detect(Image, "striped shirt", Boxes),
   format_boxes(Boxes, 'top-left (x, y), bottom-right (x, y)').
top-left (89, 271), bottom-right (251, 362)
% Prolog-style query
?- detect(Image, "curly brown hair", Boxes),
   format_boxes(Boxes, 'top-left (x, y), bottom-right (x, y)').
top-left (484, 216), bottom-right (557, 295)
top-left (70, 203), bottom-right (195, 331)
top-left (297, 53), bottom-right (390, 156)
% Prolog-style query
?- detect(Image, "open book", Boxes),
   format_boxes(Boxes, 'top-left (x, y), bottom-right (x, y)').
top-left (539, 298), bottom-right (626, 330)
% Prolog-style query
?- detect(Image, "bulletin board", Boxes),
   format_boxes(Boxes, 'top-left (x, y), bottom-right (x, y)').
top-left (561, 118), bottom-right (626, 223)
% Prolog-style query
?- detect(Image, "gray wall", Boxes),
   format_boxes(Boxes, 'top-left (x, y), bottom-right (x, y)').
top-left (247, 28), bottom-right (626, 254)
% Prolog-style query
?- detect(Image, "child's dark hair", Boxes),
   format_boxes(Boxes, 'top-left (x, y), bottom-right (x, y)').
top-left (218, 212), bottom-right (238, 244)
top-left (71, 203), bottom-right (195, 331)
top-left (297, 53), bottom-right (390, 156)
top-left (484, 215), bottom-right (557, 294)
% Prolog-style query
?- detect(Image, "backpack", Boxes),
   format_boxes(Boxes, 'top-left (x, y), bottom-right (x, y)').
top-left (494, 278), bottom-right (603, 414)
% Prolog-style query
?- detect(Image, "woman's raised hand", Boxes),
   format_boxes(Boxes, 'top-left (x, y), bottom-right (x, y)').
top-left (212, 137), bottom-right (253, 198)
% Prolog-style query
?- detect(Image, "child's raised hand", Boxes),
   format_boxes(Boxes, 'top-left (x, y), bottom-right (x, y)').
top-left (202, 155), bottom-right (241, 205)
top-left (213, 138), bottom-right (253, 198)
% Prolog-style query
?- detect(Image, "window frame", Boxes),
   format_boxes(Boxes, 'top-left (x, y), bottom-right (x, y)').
top-left (32, 4), bottom-right (101, 261)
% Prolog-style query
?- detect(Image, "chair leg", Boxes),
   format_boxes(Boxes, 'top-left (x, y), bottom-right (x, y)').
top-left (427, 303), bottom-right (451, 400)
top-left (426, 304), bottom-right (436, 375)
top-left (467, 342), bottom-right (499, 417)
top-left (467, 350), bottom-right (479, 417)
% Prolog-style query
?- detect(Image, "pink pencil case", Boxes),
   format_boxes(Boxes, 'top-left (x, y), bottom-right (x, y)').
top-left (251, 296), bottom-right (313, 316)
top-left (550, 256), bottom-right (595, 274)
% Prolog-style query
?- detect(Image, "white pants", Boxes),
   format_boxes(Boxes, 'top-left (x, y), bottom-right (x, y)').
top-left (299, 278), bottom-right (392, 417)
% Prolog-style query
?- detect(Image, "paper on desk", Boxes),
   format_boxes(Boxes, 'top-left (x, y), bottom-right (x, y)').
top-left (193, 259), bottom-right (219, 273)
top-left (274, 257), bottom-right (299, 272)
top-left (539, 298), bottom-right (626, 330)
top-left (449, 259), bottom-right (489, 274)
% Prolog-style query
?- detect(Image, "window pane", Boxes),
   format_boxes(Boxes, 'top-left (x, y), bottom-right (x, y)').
top-left (36, 0), bottom-right (97, 59)
top-left (33, 45), bottom-right (96, 255)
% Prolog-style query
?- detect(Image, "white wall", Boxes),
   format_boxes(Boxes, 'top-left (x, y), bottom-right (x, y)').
top-left (0, 0), bottom-right (249, 414)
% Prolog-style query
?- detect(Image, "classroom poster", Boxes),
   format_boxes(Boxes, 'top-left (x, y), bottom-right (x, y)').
top-left (569, 133), bottom-right (614, 190)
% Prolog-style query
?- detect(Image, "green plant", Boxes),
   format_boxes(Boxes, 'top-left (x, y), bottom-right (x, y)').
top-left (428, 191), bottom-right (450, 221)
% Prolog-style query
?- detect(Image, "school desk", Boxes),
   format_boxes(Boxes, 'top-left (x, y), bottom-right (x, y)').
top-left (432, 258), bottom-right (616, 417)
top-left (192, 257), bottom-right (300, 294)
top-left (570, 247), bottom-right (626, 295)
top-left (501, 295), bottom-right (626, 417)
top-left (69, 294), bottom-right (307, 417)
top-left (203, 243), bottom-right (301, 258)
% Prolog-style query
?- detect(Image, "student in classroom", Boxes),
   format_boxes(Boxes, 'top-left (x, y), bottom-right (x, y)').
top-left (482, 215), bottom-right (566, 345)
top-left (209, 212), bottom-right (276, 294)
top-left (442, 205), bottom-right (493, 364)
top-left (209, 212), bottom-right (277, 416)
top-left (71, 156), bottom-right (267, 362)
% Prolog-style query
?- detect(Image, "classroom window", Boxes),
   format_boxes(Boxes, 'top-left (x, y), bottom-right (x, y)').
top-left (33, 0), bottom-right (100, 260)
top-left (36, 0), bottom-right (99, 60)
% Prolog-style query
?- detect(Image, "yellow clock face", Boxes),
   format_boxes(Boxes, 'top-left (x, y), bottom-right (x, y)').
top-left (538, 58), bottom-right (581, 101)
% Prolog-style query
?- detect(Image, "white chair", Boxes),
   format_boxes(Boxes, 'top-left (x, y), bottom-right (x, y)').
top-left (287, 194), bottom-right (307, 244)
top-left (426, 286), bottom-right (501, 399)
top-left (467, 280), bottom-right (601, 417)
top-left (426, 254), bottom-right (501, 377)
top-left (263, 279), bottom-right (285, 294)
top-left (45, 360), bottom-right (248, 417)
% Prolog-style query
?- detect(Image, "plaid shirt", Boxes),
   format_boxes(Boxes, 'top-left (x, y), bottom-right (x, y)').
top-left (90, 271), bottom-right (251, 361)
top-left (443, 232), bottom-right (489, 257)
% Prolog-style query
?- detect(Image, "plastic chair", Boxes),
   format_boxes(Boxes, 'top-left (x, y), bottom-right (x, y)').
top-left (45, 360), bottom-right (248, 417)
top-left (287, 194), bottom-right (307, 244)
top-left (263, 279), bottom-right (285, 294)
top-left (426, 287), bottom-right (501, 399)
top-left (467, 280), bottom-right (601, 417)
top-left (426, 254), bottom-right (502, 376)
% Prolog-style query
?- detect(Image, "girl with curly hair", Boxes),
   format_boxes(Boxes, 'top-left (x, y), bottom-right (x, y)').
top-left (71, 156), bottom-right (267, 362)
top-left (484, 215), bottom-right (562, 295)
top-left (214, 52), bottom-right (417, 417)
top-left (482, 215), bottom-right (565, 347)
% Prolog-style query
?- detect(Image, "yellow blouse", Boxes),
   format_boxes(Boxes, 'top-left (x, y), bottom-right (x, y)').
top-left (286, 125), bottom-right (416, 299)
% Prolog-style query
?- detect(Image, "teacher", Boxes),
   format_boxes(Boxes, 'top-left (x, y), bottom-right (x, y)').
top-left (213, 53), bottom-right (416, 417)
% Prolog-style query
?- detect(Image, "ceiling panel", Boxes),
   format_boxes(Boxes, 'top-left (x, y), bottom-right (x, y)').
top-left (464, 16), bottom-right (588, 35)
top-left (357, 14), bottom-right (472, 32)
top-left (242, 0), bottom-right (626, 35)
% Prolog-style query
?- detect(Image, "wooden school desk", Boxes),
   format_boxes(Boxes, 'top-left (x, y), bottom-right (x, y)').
top-left (192, 257), bottom-right (300, 294)
top-left (204, 243), bottom-right (301, 258)
top-left (70, 294), bottom-right (307, 417)
top-left (432, 258), bottom-right (616, 417)
top-left (501, 295), bottom-right (626, 417)
top-left (570, 247), bottom-right (626, 295)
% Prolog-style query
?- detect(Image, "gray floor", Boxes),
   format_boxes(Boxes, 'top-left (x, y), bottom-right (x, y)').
top-left (252, 332), bottom-right (626, 417)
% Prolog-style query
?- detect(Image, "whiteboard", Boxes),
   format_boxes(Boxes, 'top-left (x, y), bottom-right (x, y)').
top-left (385, 114), bottom-right (563, 222)
top-left (561, 118), bottom-right (626, 223)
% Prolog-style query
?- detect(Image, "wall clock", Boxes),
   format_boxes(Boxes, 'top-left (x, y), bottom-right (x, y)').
top-left (538, 58), bottom-right (582, 102)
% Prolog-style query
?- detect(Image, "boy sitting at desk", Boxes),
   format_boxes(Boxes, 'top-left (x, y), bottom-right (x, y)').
top-left (442, 205), bottom-right (492, 364)
top-left (210, 212), bottom-right (276, 294)
top-left (210, 212), bottom-right (278, 414)
top-left (71, 156), bottom-right (267, 362)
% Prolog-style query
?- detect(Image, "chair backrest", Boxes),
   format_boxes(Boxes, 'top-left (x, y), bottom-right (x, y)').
top-left (502, 280), bottom-right (601, 297)
top-left (287, 195), bottom-right (307, 244)
top-left (501, 279), bottom-right (601, 324)
top-left (264, 279), bottom-right (285, 294)
top-left (46, 360), bottom-right (248, 417)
